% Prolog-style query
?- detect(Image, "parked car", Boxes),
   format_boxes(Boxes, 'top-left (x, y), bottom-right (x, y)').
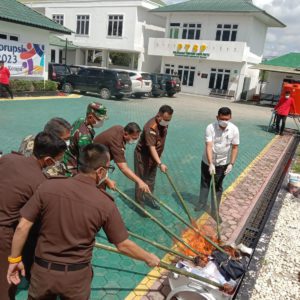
top-left (48, 63), bottom-right (71, 88)
top-left (62, 67), bottom-right (132, 99)
top-left (127, 71), bottom-right (152, 98)
top-left (150, 73), bottom-right (165, 97)
top-left (162, 74), bottom-right (181, 97)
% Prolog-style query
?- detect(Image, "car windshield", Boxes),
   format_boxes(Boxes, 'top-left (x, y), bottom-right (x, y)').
top-left (142, 73), bottom-right (151, 80)
top-left (117, 72), bottom-right (130, 81)
top-left (54, 65), bottom-right (70, 74)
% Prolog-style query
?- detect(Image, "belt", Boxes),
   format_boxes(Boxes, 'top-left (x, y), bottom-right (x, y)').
top-left (35, 257), bottom-right (89, 272)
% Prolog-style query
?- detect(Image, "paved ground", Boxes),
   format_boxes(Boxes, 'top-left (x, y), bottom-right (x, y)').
top-left (0, 93), bottom-right (296, 300)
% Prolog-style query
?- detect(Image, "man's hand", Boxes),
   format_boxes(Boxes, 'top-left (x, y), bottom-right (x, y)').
top-left (145, 253), bottom-right (160, 267)
top-left (7, 262), bottom-right (25, 285)
top-left (224, 163), bottom-right (233, 175)
top-left (138, 181), bottom-right (151, 193)
top-left (159, 164), bottom-right (168, 173)
top-left (209, 163), bottom-right (216, 175)
top-left (106, 178), bottom-right (116, 190)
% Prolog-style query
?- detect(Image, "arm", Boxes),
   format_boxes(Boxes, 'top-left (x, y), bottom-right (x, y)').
top-left (149, 146), bottom-right (167, 173)
top-left (205, 141), bottom-right (213, 165)
top-left (230, 144), bottom-right (239, 165)
top-left (116, 162), bottom-right (150, 192)
top-left (116, 239), bottom-right (160, 267)
top-left (7, 218), bottom-right (33, 285)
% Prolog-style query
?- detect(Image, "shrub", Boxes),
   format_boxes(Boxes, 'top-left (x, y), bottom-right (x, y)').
top-left (10, 80), bottom-right (58, 92)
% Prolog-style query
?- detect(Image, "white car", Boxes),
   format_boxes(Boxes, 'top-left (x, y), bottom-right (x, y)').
top-left (128, 71), bottom-right (152, 98)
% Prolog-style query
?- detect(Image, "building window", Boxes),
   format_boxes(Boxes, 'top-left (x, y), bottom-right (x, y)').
top-left (178, 66), bottom-right (196, 87)
top-left (182, 23), bottom-right (201, 40)
top-left (50, 49), bottom-right (56, 63)
top-left (165, 64), bottom-right (175, 74)
top-left (169, 23), bottom-right (180, 39)
top-left (108, 15), bottom-right (123, 37)
top-left (59, 50), bottom-right (63, 64)
top-left (0, 33), bottom-right (19, 41)
top-left (76, 15), bottom-right (90, 35)
top-left (215, 24), bottom-right (238, 41)
top-left (52, 14), bottom-right (64, 25)
top-left (209, 68), bottom-right (231, 90)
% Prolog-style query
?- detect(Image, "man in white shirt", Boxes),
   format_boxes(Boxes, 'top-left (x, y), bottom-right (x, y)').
top-left (195, 107), bottom-right (239, 221)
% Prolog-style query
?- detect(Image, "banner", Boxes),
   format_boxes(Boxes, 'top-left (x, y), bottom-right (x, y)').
top-left (0, 40), bottom-right (45, 76)
top-left (173, 43), bottom-right (210, 59)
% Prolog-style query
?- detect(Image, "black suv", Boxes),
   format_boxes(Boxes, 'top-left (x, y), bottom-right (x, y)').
top-left (48, 63), bottom-right (70, 88)
top-left (62, 67), bottom-right (132, 99)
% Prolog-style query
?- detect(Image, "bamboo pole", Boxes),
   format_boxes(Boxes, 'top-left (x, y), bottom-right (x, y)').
top-left (165, 171), bottom-right (193, 224)
top-left (128, 230), bottom-right (194, 262)
top-left (94, 242), bottom-right (223, 289)
top-left (147, 193), bottom-right (227, 255)
top-left (115, 187), bottom-right (204, 257)
top-left (211, 173), bottom-right (221, 240)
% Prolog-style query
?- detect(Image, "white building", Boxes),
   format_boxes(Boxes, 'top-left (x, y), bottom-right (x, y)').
top-left (148, 0), bottom-right (285, 100)
top-left (22, 0), bottom-right (166, 72)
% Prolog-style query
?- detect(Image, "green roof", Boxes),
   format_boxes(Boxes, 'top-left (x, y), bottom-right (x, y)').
top-left (151, 0), bottom-right (166, 5)
top-left (152, 0), bottom-right (285, 27)
top-left (49, 35), bottom-right (78, 49)
top-left (0, 0), bottom-right (71, 34)
top-left (261, 53), bottom-right (300, 68)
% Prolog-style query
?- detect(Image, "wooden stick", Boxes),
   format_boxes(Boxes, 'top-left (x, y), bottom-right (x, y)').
top-left (165, 171), bottom-right (193, 224)
top-left (211, 173), bottom-right (221, 240)
top-left (115, 187), bottom-right (204, 257)
top-left (94, 242), bottom-right (223, 289)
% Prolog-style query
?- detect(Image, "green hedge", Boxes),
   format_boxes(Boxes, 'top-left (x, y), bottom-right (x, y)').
top-left (10, 80), bottom-right (58, 92)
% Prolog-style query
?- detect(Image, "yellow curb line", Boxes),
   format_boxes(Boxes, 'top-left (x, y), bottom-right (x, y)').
top-left (0, 94), bottom-right (82, 101)
top-left (125, 137), bottom-right (277, 300)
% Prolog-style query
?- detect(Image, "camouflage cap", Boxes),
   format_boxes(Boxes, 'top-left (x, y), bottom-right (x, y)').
top-left (86, 102), bottom-right (108, 119)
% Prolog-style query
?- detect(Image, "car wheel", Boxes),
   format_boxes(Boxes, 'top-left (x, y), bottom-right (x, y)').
top-left (62, 83), bottom-right (73, 94)
top-left (115, 95), bottom-right (124, 100)
top-left (99, 88), bottom-right (111, 100)
top-left (134, 93), bottom-right (143, 98)
top-left (167, 92), bottom-right (175, 97)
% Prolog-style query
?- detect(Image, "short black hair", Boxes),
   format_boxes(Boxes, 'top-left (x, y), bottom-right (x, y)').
top-left (159, 105), bottom-right (174, 115)
top-left (78, 144), bottom-right (109, 173)
top-left (33, 131), bottom-right (67, 159)
top-left (44, 118), bottom-right (71, 137)
top-left (285, 90), bottom-right (291, 95)
top-left (218, 107), bottom-right (232, 116)
top-left (124, 122), bottom-right (141, 134)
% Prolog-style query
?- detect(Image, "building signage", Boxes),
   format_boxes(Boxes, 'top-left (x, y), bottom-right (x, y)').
top-left (0, 40), bottom-right (45, 76)
top-left (173, 43), bottom-right (209, 58)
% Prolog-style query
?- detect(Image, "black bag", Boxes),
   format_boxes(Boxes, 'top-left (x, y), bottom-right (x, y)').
top-left (211, 250), bottom-right (248, 281)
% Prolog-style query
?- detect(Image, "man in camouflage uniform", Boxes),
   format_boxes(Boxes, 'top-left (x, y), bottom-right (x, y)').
top-left (18, 118), bottom-right (71, 177)
top-left (63, 102), bottom-right (108, 176)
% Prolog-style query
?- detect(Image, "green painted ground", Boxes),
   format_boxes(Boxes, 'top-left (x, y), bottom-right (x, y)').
top-left (0, 95), bottom-right (277, 299)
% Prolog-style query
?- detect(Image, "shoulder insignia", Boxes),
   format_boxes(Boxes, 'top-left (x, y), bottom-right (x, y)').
top-left (150, 129), bottom-right (157, 136)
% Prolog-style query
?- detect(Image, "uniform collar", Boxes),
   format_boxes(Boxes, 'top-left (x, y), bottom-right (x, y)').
top-left (73, 173), bottom-right (96, 186)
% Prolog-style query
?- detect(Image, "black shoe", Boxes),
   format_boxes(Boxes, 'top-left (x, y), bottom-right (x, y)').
top-left (275, 132), bottom-right (280, 135)
top-left (280, 132), bottom-right (284, 136)
top-left (149, 198), bottom-right (160, 210)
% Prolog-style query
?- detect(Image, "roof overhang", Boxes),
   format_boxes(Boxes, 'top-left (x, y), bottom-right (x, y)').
top-left (251, 64), bottom-right (300, 75)
top-left (0, 16), bottom-right (72, 35)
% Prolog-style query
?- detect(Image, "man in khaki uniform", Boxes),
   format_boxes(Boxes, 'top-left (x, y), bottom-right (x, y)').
top-left (7, 144), bottom-right (160, 299)
top-left (134, 105), bottom-right (174, 209)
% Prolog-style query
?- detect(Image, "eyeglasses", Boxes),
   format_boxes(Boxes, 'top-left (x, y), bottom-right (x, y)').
top-left (102, 165), bottom-right (115, 174)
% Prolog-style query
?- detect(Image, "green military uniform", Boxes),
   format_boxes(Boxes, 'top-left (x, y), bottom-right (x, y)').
top-left (63, 102), bottom-right (108, 176)
top-left (18, 135), bottom-right (35, 157)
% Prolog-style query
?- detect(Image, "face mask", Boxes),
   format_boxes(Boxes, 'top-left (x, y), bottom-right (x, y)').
top-left (93, 119), bottom-right (104, 128)
top-left (285, 95), bottom-right (289, 99)
top-left (218, 120), bottom-right (229, 128)
top-left (65, 140), bottom-right (70, 147)
top-left (96, 168), bottom-right (108, 187)
top-left (159, 120), bottom-right (170, 127)
top-left (128, 139), bottom-right (138, 145)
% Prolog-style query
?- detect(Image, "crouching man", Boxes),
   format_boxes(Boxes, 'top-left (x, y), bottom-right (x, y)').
top-left (7, 144), bottom-right (159, 300)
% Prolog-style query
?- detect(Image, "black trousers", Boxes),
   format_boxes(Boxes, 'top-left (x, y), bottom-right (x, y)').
top-left (0, 83), bottom-right (13, 99)
top-left (197, 161), bottom-right (227, 217)
top-left (275, 114), bottom-right (287, 134)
